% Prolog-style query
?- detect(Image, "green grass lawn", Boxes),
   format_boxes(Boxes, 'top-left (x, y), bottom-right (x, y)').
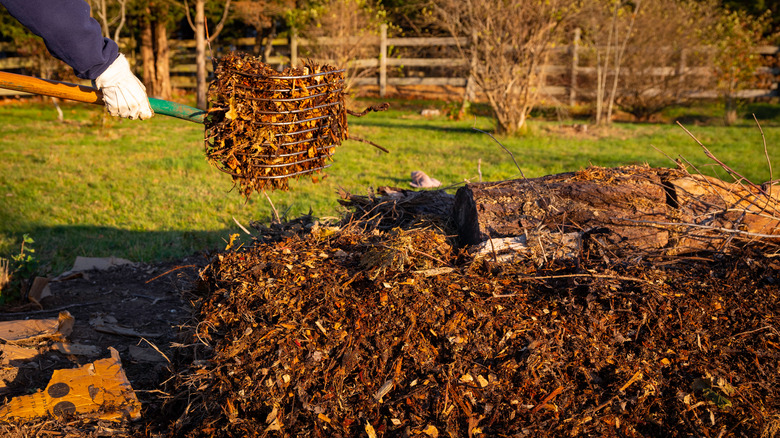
top-left (1, 98), bottom-right (779, 274)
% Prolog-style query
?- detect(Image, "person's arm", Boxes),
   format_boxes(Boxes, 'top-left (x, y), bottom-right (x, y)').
top-left (0, 0), bottom-right (153, 119)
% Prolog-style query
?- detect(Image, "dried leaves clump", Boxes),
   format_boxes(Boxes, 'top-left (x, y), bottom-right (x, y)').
top-left (166, 203), bottom-right (780, 437)
top-left (205, 52), bottom-right (347, 196)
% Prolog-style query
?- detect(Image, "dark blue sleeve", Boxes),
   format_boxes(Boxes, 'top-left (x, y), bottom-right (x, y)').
top-left (0, 0), bottom-right (118, 79)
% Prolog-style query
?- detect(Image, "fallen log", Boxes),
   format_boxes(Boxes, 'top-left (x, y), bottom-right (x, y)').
top-left (453, 165), bottom-right (780, 256)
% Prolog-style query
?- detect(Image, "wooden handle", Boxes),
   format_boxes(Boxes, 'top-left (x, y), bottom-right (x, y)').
top-left (0, 70), bottom-right (102, 104)
top-left (0, 70), bottom-right (205, 123)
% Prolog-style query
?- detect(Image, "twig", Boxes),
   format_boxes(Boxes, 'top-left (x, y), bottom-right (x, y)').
top-left (473, 126), bottom-right (547, 202)
top-left (733, 325), bottom-right (779, 338)
top-left (755, 114), bottom-right (772, 186)
top-left (677, 155), bottom-right (736, 209)
top-left (146, 265), bottom-right (199, 284)
top-left (0, 301), bottom-right (101, 317)
top-left (140, 337), bottom-right (172, 364)
top-left (232, 216), bottom-right (252, 235)
top-left (651, 144), bottom-right (679, 168)
top-left (531, 386), bottom-right (565, 414)
top-left (472, 127), bottom-right (524, 177)
top-left (752, 114), bottom-right (777, 218)
top-left (346, 135), bottom-right (390, 153)
top-left (677, 121), bottom-right (769, 198)
top-left (347, 103), bottom-right (390, 117)
top-left (521, 273), bottom-right (645, 282)
top-left (620, 217), bottom-right (780, 239)
top-left (263, 189), bottom-right (281, 224)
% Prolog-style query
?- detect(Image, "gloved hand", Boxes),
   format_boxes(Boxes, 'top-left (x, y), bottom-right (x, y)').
top-left (94, 54), bottom-right (154, 120)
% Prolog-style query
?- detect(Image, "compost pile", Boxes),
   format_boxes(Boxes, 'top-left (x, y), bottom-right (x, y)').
top-left (167, 189), bottom-right (780, 437)
top-left (205, 52), bottom-right (347, 195)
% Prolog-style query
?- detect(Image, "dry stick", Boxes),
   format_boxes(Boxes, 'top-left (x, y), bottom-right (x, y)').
top-left (347, 135), bottom-right (390, 153)
top-left (146, 265), bottom-right (199, 284)
top-left (733, 325), bottom-right (780, 338)
top-left (0, 301), bottom-right (100, 317)
top-left (651, 144), bottom-right (680, 168)
top-left (140, 337), bottom-right (172, 364)
top-left (263, 189), bottom-right (281, 224)
top-left (674, 157), bottom-right (779, 246)
top-left (678, 152), bottom-right (780, 218)
top-left (531, 386), bottom-right (565, 414)
top-left (754, 114), bottom-right (776, 217)
top-left (673, 142), bottom-right (768, 218)
top-left (473, 126), bottom-right (546, 202)
top-left (677, 155), bottom-right (737, 208)
top-left (620, 217), bottom-right (780, 239)
top-left (232, 216), bottom-right (252, 235)
top-left (756, 114), bottom-right (773, 185)
top-left (521, 273), bottom-right (646, 282)
top-left (347, 103), bottom-right (390, 117)
top-left (679, 120), bottom-right (779, 220)
top-left (677, 121), bottom-right (773, 201)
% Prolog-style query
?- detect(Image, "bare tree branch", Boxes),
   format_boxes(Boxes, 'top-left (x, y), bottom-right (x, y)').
top-left (208, 0), bottom-right (232, 42)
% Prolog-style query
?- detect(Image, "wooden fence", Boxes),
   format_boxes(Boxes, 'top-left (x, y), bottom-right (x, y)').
top-left (2, 23), bottom-right (779, 101)
top-left (178, 24), bottom-right (779, 102)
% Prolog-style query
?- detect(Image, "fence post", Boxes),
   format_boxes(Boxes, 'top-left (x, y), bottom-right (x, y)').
top-left (676, 47), bottom-right (687, 102)
top-left (379, 23), bottom-right (387, 97)
top-left (465, 30), bottom-right (478, 102)
top-left (569, 27), bottom-right (581, 107)
top-left (290, 28), bottom-right (298, 68)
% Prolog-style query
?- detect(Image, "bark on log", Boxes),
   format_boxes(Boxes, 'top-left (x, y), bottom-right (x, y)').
top-left (453, 165), bottom-right (780, 256)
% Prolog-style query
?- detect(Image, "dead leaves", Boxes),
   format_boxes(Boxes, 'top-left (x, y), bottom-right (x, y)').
top-left (205, 52), bottom-right (348, 196)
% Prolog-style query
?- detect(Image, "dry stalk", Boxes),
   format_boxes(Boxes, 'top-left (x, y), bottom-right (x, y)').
top-left (677, 121), bottom-right (774, 203)
top-left (673, 122), bottom-right (780, 237)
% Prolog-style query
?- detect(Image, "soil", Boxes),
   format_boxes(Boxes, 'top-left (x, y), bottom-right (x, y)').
top-left (0, 255), bottom-right (208, 436)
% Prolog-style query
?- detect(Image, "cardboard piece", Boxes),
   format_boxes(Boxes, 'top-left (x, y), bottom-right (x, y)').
top-left (53, 256), bottom-right (136, 281)
top-left (27, 277), bottom-right (51, 305)
top-left (0, 311), bottom-right (74, 343)
top-left (0, 344), bottom-right (38, 364)
top-left (0, 347), bottom-right (141, 422)
top-left (71, 256), bottom-right (135, 272)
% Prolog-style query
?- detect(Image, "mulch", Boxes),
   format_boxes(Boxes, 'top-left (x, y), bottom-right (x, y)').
top-left (162, 192), bottom-right (780, 437)
top-left (1, 188), bottom-right (780, 437)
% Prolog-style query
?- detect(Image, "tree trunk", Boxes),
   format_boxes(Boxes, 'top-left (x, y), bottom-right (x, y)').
top-left (140, 10), bottom-right (171, 101)
top-left (195, 0), bottom-right (207, 110)
top-left (140, 20), bottom-right (157, 96)
top-left (253, 32), bottom-right (263, 56)
top-left (453, 165), bottom-right (780, 256)
top-left (724, 94), bottom-right (738, 126)
top-left (154, 19), bottom-right (171, 100)
top-left (263, 23), bottom-right (278, 64)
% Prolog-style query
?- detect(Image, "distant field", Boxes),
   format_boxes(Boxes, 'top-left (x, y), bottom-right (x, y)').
top-left (0, 98), bottom-right (778, 273)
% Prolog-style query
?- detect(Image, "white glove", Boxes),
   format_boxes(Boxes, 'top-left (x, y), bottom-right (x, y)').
top-left (95, 54), bottom-right (154, 120)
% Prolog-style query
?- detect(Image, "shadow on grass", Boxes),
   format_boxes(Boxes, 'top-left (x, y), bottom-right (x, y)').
top-left (672, 114), bottom-right (721, 126)
top-left (744, 103), bottom-right (780, 124)
top-left (3, 224), bottom-right (241, 275)
top-left (351, 120), bottom-right (491, 135)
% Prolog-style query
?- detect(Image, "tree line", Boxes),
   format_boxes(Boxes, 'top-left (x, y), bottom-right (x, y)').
top-left (0, 0), bottom-right (778, 134)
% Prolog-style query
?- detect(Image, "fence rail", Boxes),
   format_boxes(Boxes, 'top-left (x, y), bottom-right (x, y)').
top-left (166, 25), bottom-right (780, 101)
top-left (1, 26), bottom-right (778, 101)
